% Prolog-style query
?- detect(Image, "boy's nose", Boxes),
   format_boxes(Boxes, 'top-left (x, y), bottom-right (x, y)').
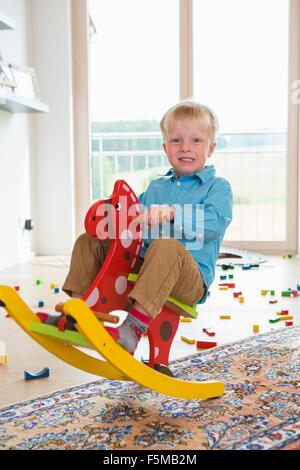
top-left (181, 140), bottom-right (191, 152)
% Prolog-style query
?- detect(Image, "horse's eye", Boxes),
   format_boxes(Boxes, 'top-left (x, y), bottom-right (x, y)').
top-left (115, 202), bottom-right (121, 211)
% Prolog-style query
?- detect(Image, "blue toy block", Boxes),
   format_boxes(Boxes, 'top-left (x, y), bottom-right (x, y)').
top-left (297, 284), bottom-right (300, 291)
top-left (242, 264), bottom-right (251, 270)
top-left (24, 367), bottom-right (50, 381)
top-left (38, 300), bottom-right (44, 307)
top-left (220, 275), bottom-right (227, 280)
top-left (54, 287), bottom-right (60, 293)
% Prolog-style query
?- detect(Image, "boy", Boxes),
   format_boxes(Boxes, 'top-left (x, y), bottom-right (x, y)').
top-left (39, 101), bottom-right (232, 354)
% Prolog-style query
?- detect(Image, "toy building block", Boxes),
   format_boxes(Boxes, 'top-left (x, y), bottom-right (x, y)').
top-left (238, 296), bottom-right (245, 303)
top-left (35, 279), bottom-right (42, 285)
top-left (54, 287), bottom-right (60, 294)
top-left (50, 283), bottom-right (58, 289)
top-left (14, 286), bottom-right (20, 291)
top-left (297, 284), bottom-right (300, 291)
top-left (281, 291), bottom-right (291, 297)
top-left (221, 263), bottom-right (234, 270)
top-left (219, 286), bottom-right (228, 291)
top-left (38, 300), bottom-right (44, 308)
top-left (196, 340), bottom-right (217, 349)
top-left (233, 291), bottom-right (242, 298)
top-left (181, 336), bottom-right (195, 345)
top-left (260, 290), bottom-right (269, 295)
top-left (242, 264), bottom-right (251, 270)
top-left (269, 290), bottom-right (275, 296)
top-left (228, 274), bottom-right (234, 279)
top-left (219, 283), bottom-right (235, 288)
top-left (24, 367), bottom-right (50, 381)
top-left (291, 290), bottom-right (299, 297)
top-left (180, 317), bottom-right (192, 323)
top-left (277, 309), bottom-right (289, 316)
top-left (220, 275), bottom-right (227, 280)
top-left (279, 315), bottom-right (293, 321)
top-left (253, 325), bottom-right (259, 333)
top-left (269, 300), bottom-right (278, 304)
top-left (269, 318), bottom-right (280, 323)
top-left (285, 321), bottom-right (293, 326)
top-left (0, 340), bottom-right (8, 364)
top-left (220, 315), bottom-right (231, 319)
top-left (203, 327), bottom-right (216, 337)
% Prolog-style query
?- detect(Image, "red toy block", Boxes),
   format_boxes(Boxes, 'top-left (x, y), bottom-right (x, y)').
top-left (202, 327), bottom-right (216, 337)
top-left (14, 286), bottom-right (20, 291)
top-left (219, 283), bottom-right (235, 288)
top-left (285, 321), bottom-right (293, 326)
top-left (280, 310), bottom-right (289, 315)
top-left (196, 340), bottom-right (217, 349)
top-left (233, 291), bottom-right (242, 298)
top-left (269, 300), bottom-right (278, 304)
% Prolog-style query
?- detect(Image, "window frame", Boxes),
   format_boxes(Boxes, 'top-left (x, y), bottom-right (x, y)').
top-left (72, 0), bottom-right (299, 253)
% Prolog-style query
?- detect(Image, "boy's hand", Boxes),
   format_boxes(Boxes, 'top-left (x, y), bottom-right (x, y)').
top-left (134, 205), bottom-right (176, 227)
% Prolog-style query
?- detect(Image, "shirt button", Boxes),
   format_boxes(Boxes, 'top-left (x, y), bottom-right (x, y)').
top-left (176, 181), bottom-right (181, 186)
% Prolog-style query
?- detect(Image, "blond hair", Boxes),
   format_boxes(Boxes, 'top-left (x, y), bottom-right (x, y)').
top-left (160, 101), bottom-right (219, 143)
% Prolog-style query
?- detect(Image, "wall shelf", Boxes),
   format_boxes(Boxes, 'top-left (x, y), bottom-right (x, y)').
top-left (0, 11), bottom-right (16, 30)
top-left (0, 89), bottom-right (49, 113)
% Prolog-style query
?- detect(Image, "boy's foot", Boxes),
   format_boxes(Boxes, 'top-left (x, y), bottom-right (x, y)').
top-left (36, 312), bottom-right (77, 331)
top-left (36, 307), bottom-right (151, 353)
top-left (105, 307), bottom-right (151, 354)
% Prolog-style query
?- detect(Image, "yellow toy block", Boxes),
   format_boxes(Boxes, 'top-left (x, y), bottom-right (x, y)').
top-left (219, 286), bottom-right (228, 291)
top-left (238, 296), bottom-right (245, 303)
top-left (181, 336), bottom-right (196, 345)
top-left (220, 315), bottom-right (231, 320)
top-left (260, 290), bottom-right (269, 295)
top-left (50, 283), bottom-right (58, 289)
top-left (180, 318), bottom-right (192, 323)
top-left (0, 354), bottom-right (8, 364)
top-left (0, 340), bottom-right (8, 364)
top-left (279, 315), bottom-right (293, 321)
top-left (253, 325), bottom-right (259, 333)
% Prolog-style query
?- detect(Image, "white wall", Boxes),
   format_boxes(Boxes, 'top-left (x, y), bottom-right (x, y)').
top-left (0, 0), bottom-right (75, 269)
top-left (30, 0), bottom-right (74, 255)
top-left (0, 0), bottom-right (33, 269)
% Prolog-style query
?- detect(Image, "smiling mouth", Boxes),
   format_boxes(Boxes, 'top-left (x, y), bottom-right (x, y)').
top-left (179, 157), bottom-right (195, 162)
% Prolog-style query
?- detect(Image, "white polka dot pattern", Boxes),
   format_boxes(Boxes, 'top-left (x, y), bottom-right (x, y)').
top-left (85, 287), bottom-right (99, 307)
top-left (115, 276), bottom-right (127, 295)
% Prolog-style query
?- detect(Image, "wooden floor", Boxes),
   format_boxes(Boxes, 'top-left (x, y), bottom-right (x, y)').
top-left (0, 255), bottom-right (299, 408)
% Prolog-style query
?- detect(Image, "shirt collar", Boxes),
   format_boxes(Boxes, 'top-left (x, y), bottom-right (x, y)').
top-left (163, 165), bottom-right (216, 183)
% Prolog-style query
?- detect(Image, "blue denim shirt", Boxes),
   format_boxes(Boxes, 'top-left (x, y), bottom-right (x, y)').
top-left (138, 165), bottom-right (233, 303)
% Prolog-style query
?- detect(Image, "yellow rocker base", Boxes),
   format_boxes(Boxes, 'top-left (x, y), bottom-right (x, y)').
top-left (0, 286), bottom-right (224, 400)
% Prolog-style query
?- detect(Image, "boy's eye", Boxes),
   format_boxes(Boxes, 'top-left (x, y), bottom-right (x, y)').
top-left (171, 138), bottom-right (181, 144)
top-left (193, 138), bottom-right (202, 143)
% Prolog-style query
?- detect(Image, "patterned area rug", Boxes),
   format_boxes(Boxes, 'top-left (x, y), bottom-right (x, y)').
top-left (1, 327), bottom-right (300, 450)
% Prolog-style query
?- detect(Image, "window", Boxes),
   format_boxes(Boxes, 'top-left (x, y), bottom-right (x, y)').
top-left (89, 0), bottom-right (179, 199)
top-left (79, 0), bottom-right (298, 250)
top-left (193, 0), bottom-right (290, 244)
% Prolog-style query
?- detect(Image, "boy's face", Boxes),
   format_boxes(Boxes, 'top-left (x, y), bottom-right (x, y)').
top-left (162, 118), bottom-right (216, 177)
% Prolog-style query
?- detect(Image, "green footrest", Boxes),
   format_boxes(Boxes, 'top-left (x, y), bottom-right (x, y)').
top-left (127, 273), bottom-right (198, 319)
top-left (29, 322), bottom-right (93, 349)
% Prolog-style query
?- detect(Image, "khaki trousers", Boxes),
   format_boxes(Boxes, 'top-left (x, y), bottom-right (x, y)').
top-left (62, 234), bottom-right (205, 319)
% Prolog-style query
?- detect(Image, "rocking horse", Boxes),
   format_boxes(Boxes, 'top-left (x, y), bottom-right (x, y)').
top-left (0, 180), bottom-right (224, 399)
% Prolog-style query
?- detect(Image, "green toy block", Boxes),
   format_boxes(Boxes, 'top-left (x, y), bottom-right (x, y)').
top-left (269, 318), bottom-right (280, 323)
top-left (35, 279), bottom-right (42, 285)
top-left (281, 291), bottom-right (291, 297)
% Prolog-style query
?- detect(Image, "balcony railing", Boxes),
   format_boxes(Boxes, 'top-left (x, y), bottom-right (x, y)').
top-left (91, 130), bottom-right (287, 241)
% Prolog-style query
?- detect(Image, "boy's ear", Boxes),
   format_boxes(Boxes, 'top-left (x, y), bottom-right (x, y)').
top-left (162, 142), bottom-right (167, 153)
top-left (208, 142), bottom-right (216, 157)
